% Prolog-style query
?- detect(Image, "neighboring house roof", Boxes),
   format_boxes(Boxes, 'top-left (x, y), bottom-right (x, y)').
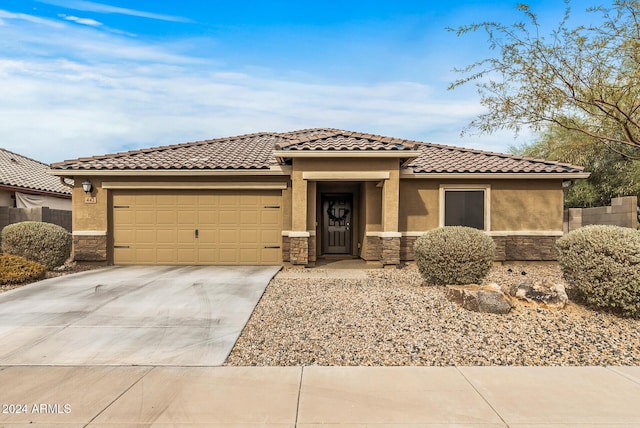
top-left (0, 148), bottom-right (71, 196)
top-left (50, 128), bottom-right (586, 175)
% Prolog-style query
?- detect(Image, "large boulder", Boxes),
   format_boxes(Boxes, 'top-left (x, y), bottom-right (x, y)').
top-left (507, 279), bottom-right (568, 309)
top-left (445, 283), bottom-right (512, 314)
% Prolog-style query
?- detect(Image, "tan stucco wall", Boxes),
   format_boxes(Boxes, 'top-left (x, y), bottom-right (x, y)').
top-left (72, 177), bottom-right (108, 232)
top-left (491, 180), bottom-right (564, 231)
top-left (399, 180), bottom-right (439, 231)
top-left (364, 181), bottom-right (382, 232)
top-left (382, 168), bottom-right (400, 232)
top-left (398, 178), bottom-right (564, 232)
top-left (294, 157), bottom-right (398, 173)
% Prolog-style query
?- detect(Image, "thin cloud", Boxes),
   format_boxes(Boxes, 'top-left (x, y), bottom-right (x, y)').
top-left (59, 14), bottom-right (102, 27)
top-left (37, 0), bottom-right (191, 23)
top-left (0, 9), bottom-right (64, 27)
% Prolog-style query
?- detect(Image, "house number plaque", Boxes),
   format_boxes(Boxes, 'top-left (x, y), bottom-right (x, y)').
top-left (84, 196), bottom-right (97, 204)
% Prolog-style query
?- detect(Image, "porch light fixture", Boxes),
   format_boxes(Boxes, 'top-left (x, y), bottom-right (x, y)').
top-left (82, 179), bottom-right (93, 194)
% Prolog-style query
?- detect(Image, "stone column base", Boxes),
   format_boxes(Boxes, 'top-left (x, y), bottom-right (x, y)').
top-left (73, 234), bottom-right (107, 262)
top-left (380, 235), bottom-right (400, 266)
top-left (289, 236), bottom-right (309, 265)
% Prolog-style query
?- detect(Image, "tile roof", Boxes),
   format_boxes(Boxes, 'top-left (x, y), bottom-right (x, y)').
top-left (52, 132), bottom-right (285, 171)
top-left (275, 129), bottom-right (419, 151)
top-left (0, 148), bottom-right (71, 196)
top-left (50, 128), bottom-right (586, 174)
top-left (409, 143), bottom-right (585, 174)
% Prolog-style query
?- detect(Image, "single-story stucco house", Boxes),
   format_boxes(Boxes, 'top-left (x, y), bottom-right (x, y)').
top-left (50, 129), bottom-right (589, 267)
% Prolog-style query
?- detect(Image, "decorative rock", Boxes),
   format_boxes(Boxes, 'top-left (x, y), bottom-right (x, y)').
top-left (508, 278), bottom-right (568, 309)
top-left (445, 283), bottom-right (512, 314)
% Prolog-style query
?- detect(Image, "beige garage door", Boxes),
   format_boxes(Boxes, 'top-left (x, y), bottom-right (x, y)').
top-left (112, 190), bottom-right (282, 265)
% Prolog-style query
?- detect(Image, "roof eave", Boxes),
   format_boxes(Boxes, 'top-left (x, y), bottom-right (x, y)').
top-left (272, 150), bottom-right (422, 158)
top-left (0, 183), bottom-right (72, 198)
top-left (400, 171), bottom-right (591, 179)
top-left (48, 166), bottom-right (292, 177)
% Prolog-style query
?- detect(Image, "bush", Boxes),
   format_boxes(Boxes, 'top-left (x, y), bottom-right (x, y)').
top-left (0, 253), bottom-right (46, 285)
top-left (1, 222), bottom-right (71, 269)
top-left (414, 226), bottom-right (495, 285)
top-left (555, 225), bottom-right (640, 318)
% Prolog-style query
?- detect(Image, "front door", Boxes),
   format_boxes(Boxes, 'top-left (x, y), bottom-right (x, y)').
top-left (322, 194), bottom-right (352, 254)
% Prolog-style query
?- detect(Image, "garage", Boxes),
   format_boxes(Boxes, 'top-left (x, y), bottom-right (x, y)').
top-left (112, 189), bottom-right (282, 265)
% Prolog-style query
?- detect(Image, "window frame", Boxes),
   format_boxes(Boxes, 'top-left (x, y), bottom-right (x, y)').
top-left (438, 184), bottom-right (491, 232)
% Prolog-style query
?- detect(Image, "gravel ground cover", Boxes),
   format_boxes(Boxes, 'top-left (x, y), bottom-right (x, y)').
top-left (226, 263), bottom-right (640, 366)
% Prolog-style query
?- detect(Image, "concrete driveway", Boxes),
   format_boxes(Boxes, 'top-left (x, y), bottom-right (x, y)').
top-left (0, 265), bottom-right (280, 366)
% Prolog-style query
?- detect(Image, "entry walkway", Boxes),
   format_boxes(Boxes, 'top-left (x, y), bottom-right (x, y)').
top-left (1, 365), bottom-right (639, 426)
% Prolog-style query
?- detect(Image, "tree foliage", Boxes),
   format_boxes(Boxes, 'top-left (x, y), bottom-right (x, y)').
top-left (449, 1), bottom-right (640, 156)
top-left (511, 124), bottom-right (640, 207)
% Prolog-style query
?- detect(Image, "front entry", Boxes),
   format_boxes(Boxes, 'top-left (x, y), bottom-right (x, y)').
top-left (322, 194), bottom-right (352, 254)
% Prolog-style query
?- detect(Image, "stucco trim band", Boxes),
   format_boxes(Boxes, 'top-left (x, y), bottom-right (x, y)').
top-left (400, 230), bottom-right (564, 237)
top-left (102, 182), bottom-right (287, 190)
top-left (366, 232), bottom-right (402, 238)
top-left (288, 231), bottom-right (311, 238)
top-left (488, 230), bottom-right (564, 237)
top-left (282, 230), bottom-right (316, 237)
top-left (302, 171), bottom-right (390, 181)
top-left (72, 230), bottom-right (107, 236)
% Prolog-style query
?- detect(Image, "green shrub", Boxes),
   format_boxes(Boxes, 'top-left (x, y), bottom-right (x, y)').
top-left (1, 222), bottom-right (71, 270)
top-left (414, 226), bottom-right (495, 285)
top-left (555, 225), bottom-right (640, 318)
top-left (0, 253), bottom-right (46, 285)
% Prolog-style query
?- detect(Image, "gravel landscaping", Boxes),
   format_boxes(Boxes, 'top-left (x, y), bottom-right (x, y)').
top-left (226, 263), bottom-right (640, 366)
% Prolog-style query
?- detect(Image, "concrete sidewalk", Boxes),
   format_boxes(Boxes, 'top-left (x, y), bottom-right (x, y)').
top-left (1, 366), bottom-right (639, 427)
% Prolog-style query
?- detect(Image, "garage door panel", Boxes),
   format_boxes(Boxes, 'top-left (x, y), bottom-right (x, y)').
top-left (156, 211), bottom-right (176, 225)
top-left (135, 195), bottom-right (156, 206)
top-left (112, 189), bottom-right (281, 265)
top-left (135, 248), bottom-right (155, 263)
top-left (239, 248), bottom-right (258, 262)
top-left (114, 228), bottom-right (134, 243)
top-left (240, 195), bottom-right (259, 205)
top-left (219, 248), bottom-right (238, 263)
top-left (261, 229), bottom-right (280, 243)
top-left (177, 210), bottom-right (196, 224)
top-left (198, 229), bottom-right (218, 242)
top-left (176, 194), bottom-right (198, 205)
top-left (219, 210), bottom-right (238, 225)
top-left (260, 210), bottom-right (280, 225)
top-left (261, 248), bottom-right (280, 263)
top-left (135, 210), bottom-right (156, 226)
top-left (113, 210), bottom-right (134, 225)
top-left (156, 194), bottom-right (177, 205)
top-left (218, 194), bottom-right (239, 206)
top-left (240, 229), bottom-right (258, 243)
top-left (177, 248), bottom-right (196, 263)
top-left (135, 229), bottom-right (155, 244)
top-left (113, 194), bottom-right (135, 205)
top-left (177, 229), bottom-right (195, 244)
top-left (156, 248), bottom-right (177, 263)
top-left (156, 229), bottom-right (177, 244)
top-left (219, 229), bottom-right (238, 244)
top-left (240, 210), bottom-right (258, 225)
top-left (198, 210), bottom-right (218, 225)
top-left (261, 194), bottom-right (280, 205)
top-left (198, 194), bottom-right (217, 206)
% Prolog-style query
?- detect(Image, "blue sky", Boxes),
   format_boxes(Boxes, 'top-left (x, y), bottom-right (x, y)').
top-left (0, 0), bottom-right (601, 163)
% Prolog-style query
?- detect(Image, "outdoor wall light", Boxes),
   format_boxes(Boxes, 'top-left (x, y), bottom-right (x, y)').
top-left (82, 179), bottom-right (93, 194)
